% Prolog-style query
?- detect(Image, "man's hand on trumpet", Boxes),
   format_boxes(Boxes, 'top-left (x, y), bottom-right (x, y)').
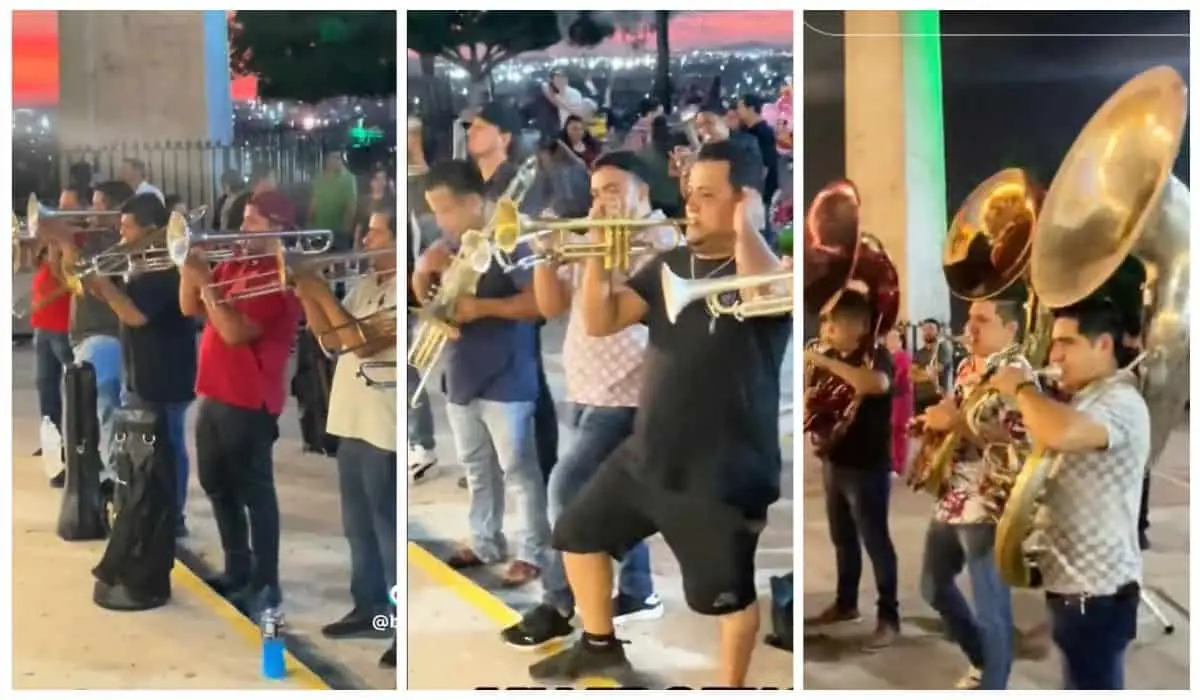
top-left (989, 363), bottom-right (1036, 399)
top-left (451, 295), bottom-right (485, 325)
top-left (920, 397), bottom-right (961, 433)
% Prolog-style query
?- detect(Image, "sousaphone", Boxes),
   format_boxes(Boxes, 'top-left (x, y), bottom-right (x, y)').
top-left (995, 65), bottom-right (1191, 587)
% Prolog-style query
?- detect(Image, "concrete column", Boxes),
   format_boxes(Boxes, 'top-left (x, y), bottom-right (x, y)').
top-left (843, 10), bottom-right (950, 326)
top-left (57, 11), bottom-right (233, 206)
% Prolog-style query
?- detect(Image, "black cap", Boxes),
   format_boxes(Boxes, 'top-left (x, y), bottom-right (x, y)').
top-left (476, 102), bottom-right (520, 135)
top-left (593, 150), bottom-right (654, 184)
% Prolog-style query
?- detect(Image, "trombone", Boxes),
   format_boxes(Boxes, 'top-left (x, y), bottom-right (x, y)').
top-left (314, 305), bottom-right (398, 357)
top-left (165, 211), bottom-right (334, 268)
top-left (26, 193), bottom-right (120, 238)
top-left (209, 246), bottom-right (396, 303)
top-left (660, 265), bottom-right (793, 324)
top-left (491, 199), bottom-right (686, 272)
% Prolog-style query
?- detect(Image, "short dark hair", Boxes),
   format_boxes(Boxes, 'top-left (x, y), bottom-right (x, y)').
top-left (424, 160), bottom-right (486, 198)
top-left (990, 299), bottom-right (1025, 336)
top-left (1052, 297), bottom-right (1133, 366)
top-left (829, 290), bottom-right (873, 327)
top-left (592, 151), bottom-right (651, 186)
top-left (920, 317), bottom-right (941, 329)
top-left (739, 94), bottom-right (765, 113)
top-left (94, 180), bottom-right (135, 209)
top-left (120, 192), bottom-right (169, 229)
top-left (695, 140), bottom-right (761, 191)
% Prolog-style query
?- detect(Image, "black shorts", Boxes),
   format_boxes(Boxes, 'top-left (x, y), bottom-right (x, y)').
top-left (551, 457), bottom-right (762, 616)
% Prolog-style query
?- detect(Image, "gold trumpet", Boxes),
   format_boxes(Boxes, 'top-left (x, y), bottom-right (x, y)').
top-left (660, 265), bottom-right (793, 324)
top-left (315, 305), bottom-right (398, 356)
top-left (491, 199), bottom-right (686, 272)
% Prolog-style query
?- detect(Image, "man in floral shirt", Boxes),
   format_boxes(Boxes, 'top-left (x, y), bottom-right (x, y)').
top-left (917, 293), bottom-right (1030, 690)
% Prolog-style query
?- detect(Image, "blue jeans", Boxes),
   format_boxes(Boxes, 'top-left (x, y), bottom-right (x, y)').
top-left (822, 461), bottom-right (900, 625)
top-left (920, 520), bottom-right (1013, 689)
top-left (542, 404), bottom-right (652, 612)
top-left (73, 335), bottom-right (123, 471)
top-left (406, 315), bottom-right (435, 451)
top-left (1047, 585), bottom-right (1139, 689)
top-left (34, 329), bottom-right (73, 434)
top-left (336, 437), bottom-right (398, 613)
top-left (444, 398), bottom-right (550, 567)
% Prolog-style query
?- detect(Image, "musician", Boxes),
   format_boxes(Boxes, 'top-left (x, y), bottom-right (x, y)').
top-left (988, 297), bottom-right (1150, 690)
top-left (531, 140), bottom-right (789, 687)
top-left (416, 160), bottom-right (552, 587)
top-left (292, 201), bottom-right (397, 670)
top-left (803, 292), bottom-right (901, 651)
top-left (913, 318), bottom-right (953, 413)
top-left (469, 103), bottom-right (561, 486)
top-left (502, 152), bottom-right (669, 651)
top-left (179, 191), bottom-right (302, 617)
top-left (45, 181), bottom-right (135, 487)
top-left (83, 193), bottom-right (198, 538)
top-left (917, 295), bottom-right (1027, 690)
top-left (29, 188), bottom-right (83, 457)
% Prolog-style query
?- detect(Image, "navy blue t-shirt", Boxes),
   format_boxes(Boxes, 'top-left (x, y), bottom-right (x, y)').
top-left (121, 268), bottom-right (198, 403)
top-left (441, 243), bottom-right (539, 406)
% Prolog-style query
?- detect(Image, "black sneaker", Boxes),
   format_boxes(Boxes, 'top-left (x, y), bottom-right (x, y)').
top-left (501, 604), bottom-right (574, 650)
top-left (380, 640), bottom-right (396, 668)
top-left (322, 608), bottom-right (393, 640)
top-left (204, 574), bottom-right (251, 601)
top-left (528, 636), bottom-right (632, 685)
top-left (612, 593), bottom-right (664, 624)
top-left (49, 471), bottom-right (65, 488)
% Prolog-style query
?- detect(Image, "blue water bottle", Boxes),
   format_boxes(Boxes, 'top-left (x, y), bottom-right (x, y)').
top-left (261, 608), bottom-right (287, 680)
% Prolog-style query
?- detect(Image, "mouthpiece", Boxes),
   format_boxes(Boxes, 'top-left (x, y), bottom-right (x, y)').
top-left (1037, 366), bottom-right (1064, 381)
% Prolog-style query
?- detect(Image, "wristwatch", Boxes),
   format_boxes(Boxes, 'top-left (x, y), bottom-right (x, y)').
top-left (1014, 380), bottom-right (1039, 398)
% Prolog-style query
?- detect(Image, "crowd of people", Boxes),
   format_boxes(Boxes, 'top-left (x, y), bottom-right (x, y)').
top-left (21, 151), bottom-right (400, 670)
top-left (407, 75), bottom-right (793, 686)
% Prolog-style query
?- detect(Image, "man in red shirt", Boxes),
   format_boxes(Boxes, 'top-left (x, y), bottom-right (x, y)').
top-left (179, 191), bottom-right (301, 618)
top-left (29, 187), bottom-right (84, 455)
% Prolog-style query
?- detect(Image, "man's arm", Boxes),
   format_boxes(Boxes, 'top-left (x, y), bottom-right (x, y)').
top-left (295, 276), bottom-right (393, 358)
top-left (88, 277), bottom-right (149, 327)
top-left (733, 188), bottom-right (783, 300)
top-left (466, 288), bottom-right (541, 322)
top-left (179, 265), bottom-right (208, 318)
top-left (199, 285), bottom-right (264, 346)
top-left (813, 354), bottom-right (890, 395)
top-left (1014, 386), bottom-right (1113, 453)
top-left (580, 256), bottom-right (649, 337)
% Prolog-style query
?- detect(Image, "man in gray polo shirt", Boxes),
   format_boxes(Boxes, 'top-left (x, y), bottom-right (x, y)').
top-left (49, 180), bottom-right (133, 487)
top-left (989, 297), bottom-right (1150, 690)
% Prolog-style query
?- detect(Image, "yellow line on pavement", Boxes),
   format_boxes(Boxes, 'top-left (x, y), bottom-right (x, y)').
top-left (171, 562), bottom-right (331, 690)
top-left (407, 541), bottom-right (621, 689)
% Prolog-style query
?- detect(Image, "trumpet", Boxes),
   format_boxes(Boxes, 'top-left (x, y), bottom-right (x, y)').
top-left (356, 361), bottom-right (397, 389)
top-left (661, 265), bottom-right (793, 324)
top-left (315, 305), bottom-right (398, 356)
top-left (165, 211), bottom-right (333, 268)
top-left (492, 201), bottom-right (686, 272)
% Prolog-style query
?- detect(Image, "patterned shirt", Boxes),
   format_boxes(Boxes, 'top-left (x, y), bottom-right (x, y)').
top-left (1038, 375), bottom-right (1150, 595)
top-left (561, 211), bottom-right (679, 407)
top-left (934, 355), bottom-right (1031, 525)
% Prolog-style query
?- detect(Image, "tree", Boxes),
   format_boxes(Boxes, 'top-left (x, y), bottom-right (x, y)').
top-left (407, 11), bottom-right (614, 104)
top-left (231, 11), bottom-right (397, 103)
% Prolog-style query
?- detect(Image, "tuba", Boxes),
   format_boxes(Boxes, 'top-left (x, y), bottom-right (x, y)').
top-left (802, 180), bottom-right (900, 455)
top-left (995, 65), bottom-right (1190, 588)
top-left (907, 168), bottom-right (1053, 495)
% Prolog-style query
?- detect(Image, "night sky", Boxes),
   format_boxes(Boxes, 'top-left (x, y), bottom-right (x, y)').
top-left (803, 10), bottom-right (1190, 330)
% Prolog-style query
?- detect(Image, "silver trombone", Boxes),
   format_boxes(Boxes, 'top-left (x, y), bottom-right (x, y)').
top-left (356, 360), bottom-right (397, 389)
top-left (165, 211), bottom-right (334, 268)
top-left (26, 193), bottom-right (120, 238)
top-left (211, 246), bottom-right (396, 303)
top-left (661, 265), bottom-right (793, 324)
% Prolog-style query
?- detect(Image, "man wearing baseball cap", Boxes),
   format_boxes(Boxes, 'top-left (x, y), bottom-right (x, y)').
top-left (179, 190), bottom-right (302, 620)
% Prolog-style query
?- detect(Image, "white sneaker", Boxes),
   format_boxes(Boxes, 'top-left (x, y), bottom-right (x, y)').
top-left (954, 666), bottom-right (982, 690)
top-left (408, 446), bottom-right (437, 482)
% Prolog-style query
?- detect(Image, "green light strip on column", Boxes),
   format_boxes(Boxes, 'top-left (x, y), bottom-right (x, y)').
top-left (901, 9), bottom-right (948, 226)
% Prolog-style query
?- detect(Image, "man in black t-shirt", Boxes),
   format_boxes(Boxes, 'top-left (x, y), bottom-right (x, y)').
top-left (529, 140), bottom-right (791, 687)
top-left (802, 291), bottom-right (900, 650)
top-left (87, 193), bottom-right (198, 537)
top-left (734, 95), bottom-right (780, 209)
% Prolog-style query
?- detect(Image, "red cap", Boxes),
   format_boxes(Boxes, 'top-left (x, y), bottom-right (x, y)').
top-left (249, 191), bottom-right (296, 230)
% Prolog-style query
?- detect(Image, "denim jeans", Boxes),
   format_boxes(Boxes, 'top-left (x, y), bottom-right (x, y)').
top-left (822, 461), bottom-right (900, 625)
top-left (542, 404), bottom-right (652, 613)
top-left (34, 329), bottom-right (73, 434)
top-left (1048, 584), bottom-right (1139, 690)
top-left (444, 398), bottom-right (550, 567)
top-left (195, 398), bottom-right (282, 595)
top-left (920, 520), bottom-right (1013, 689)
top-left (406, 315), bottom-right (435, 451)
top-left (336, 437), bottom-right (398, 613)
top-left (73, 335), bottom-right (123, 471)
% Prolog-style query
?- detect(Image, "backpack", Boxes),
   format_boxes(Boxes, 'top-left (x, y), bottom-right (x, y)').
top-left (291, 330), bottom-right (340, 457)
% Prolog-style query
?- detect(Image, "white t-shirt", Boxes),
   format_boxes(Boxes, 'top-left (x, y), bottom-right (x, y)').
top-left (325, 275), bottom-right (398, 453)
top-left (135, 181), bottom-right (165, 204)
top-left (557, 86), bottom-right (585, 127)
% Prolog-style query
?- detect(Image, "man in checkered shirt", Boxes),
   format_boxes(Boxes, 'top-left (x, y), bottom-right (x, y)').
top-left (989, 297), bottom-right (1150, 690)
top-left (918, 294), bottom-right (1027, 690)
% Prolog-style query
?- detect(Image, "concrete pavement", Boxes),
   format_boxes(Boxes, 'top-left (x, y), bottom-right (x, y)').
top-left (10, 346), bottom-right (397, 690)
top-left (801, 426), bottom-right (1192, 690)
top-left (406, 318), bottom-right (797, 689)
